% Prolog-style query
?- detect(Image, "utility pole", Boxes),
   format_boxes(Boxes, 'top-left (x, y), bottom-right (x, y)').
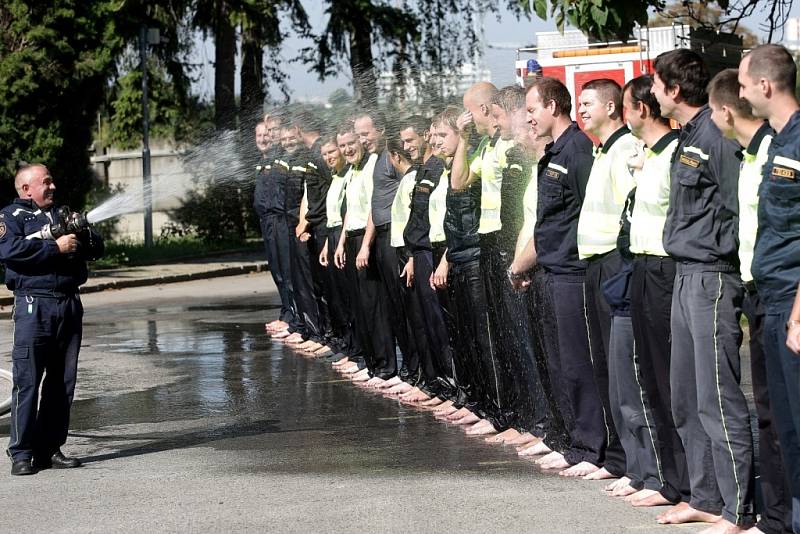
top-left (139, 26), bottom-right (159, 247)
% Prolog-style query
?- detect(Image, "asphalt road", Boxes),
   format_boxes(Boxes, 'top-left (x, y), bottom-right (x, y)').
top-left (0, 273), bottom-right (708, 533)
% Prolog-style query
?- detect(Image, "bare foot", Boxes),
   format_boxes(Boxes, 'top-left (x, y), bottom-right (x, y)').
top-left (351, 369), bottom-right (370, 381)
top-left (518, 440), bottom-right (551, 457)
top-left (452, 413), bottom-right (480, 425)
top-left (657, 502), bottom-right (721, 525)
top-left (538, 452), bottom-right (570, 470)
top-left (698, 519), bottom-right (754, 534)
top-left (744, 527), bottom-right (765, 534)
top-left (516, 436), bottom-right (543, 452)
top-left (465, 419), bottom-right (497, 435)
top-left (284, 333), bottom-right (304, 344)
top-left (331, 356), bottom-right (349, 367)
top-left (419, 396), bottom-right (445, 407)
top-left (379, 376), bottom-right (402, 388)
top-left (611, 481), bottom-right (638, 498)
top-left (384, 382), bottom-right (413, 396)
top-left (271, 329), bottom-right (291, 339)
top-left (583, 466), bottom-right (616, 480)
top-left (627, 489), bottom-right (668, 506)
top-left (364, 376), bottom-right (385, 388)
top-left (485, 428), bottom-right (521, 444)
top-left (339, 363), bottom-right (359, 374)
top-left (445, 407), bottom-right (473, 421)
top-left (604, 476), bottom-right (630, 493)
top-left (507, 432), bottom-right (537, 446)
top-left (315, 345), bottom-right (333, 355)
top-left (559, 461), bottom-right (599, 477)
top-left (432, 400), bottom-right (456, 416)
top-left (400, 388), bottom-right (430, 403)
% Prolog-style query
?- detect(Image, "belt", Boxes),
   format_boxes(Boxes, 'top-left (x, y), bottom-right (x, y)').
top-left (743, 280), bottom-right (758, 295)
top-left (346, 228), bottom-right (365, 237)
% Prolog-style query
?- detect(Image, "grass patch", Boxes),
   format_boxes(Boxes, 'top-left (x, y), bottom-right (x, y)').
top-left (92, 237), bottom-right (261, 269)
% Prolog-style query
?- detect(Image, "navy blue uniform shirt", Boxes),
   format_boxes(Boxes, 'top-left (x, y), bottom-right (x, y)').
top-left (404, 156), bottom-right (445, 252)
top-left (535, 122), bottom-right (594, 274)
top-left (0, 199), bottom-right (104, 295)
top-left (303, 138), bottom-right (332, 228)
top-left (753, 109), bottom-right (800, 310)
top-left (663, 105), bottom-right (742, 268)
top-left (253, 145), bottom-right (287, 217)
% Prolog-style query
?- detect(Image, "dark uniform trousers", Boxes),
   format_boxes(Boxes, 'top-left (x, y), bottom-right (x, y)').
top-left (583, 249), bottom-right (627, 476)
top-left (373, 225), bottom-right (419, 379)
top-left (763, 309), bottom-right (800, 533)
top-left (345, 231), bottom-right (395, 377)
top-left (539, 269), bottom-right (607, 466)
top-left (742, 288), bottom-right (793, 534)
top-left (308, 223), bottom-right (335, 345)
top-left (261, 214), bottom-right (299, 329)
top-left (8, 294), bottom-right (83, 461)
top-left (630, 255), bottom-right (691, 504)
top-left (670, 266), bottom-right (755, 525)
top-left (287, 217), bottom-right (323, 342)
top-left (480, 236), bottom-right (550, 436)
top-left (448, 258), bottom-right (511, 428)
top-left (325, 226), bottom-right (362, 359)
top-left (529, 270), bottom-right (571, 451)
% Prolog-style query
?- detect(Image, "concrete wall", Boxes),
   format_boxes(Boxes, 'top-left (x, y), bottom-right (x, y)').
top-left (91, 141), bottom-right (195, 242)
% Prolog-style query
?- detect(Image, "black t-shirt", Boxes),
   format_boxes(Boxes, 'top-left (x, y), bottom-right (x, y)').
top-left (302, 138), bottom-right (332, 228)
top-left (403, 156), bottom-right (445, 251)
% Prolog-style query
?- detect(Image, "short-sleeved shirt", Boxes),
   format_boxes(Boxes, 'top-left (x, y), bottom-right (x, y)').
top-left (390, 167), bottom-right (418, 248)
top-left (404, 156), bottom-right (445, 251)
top-left (326, 165), bottom-right (350, 228)
top-left (535, 122), bottom-right (594, 274)
top-left (345, 153), bottom-right (378, 232)
top-left (577, 126), bottom-right (638, 259)
top-left (371, 149), bottom-right (402, 227)
top-left (629, 130), bottom-right (679, 257)
top-left (470, 133), bottom-right (515, 234)
top-left (738, 122), bottom-right (772, 283)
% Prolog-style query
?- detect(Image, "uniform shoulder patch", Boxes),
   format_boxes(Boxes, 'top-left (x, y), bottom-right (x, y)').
top-left (679, 154), bottom-right (700, 168)
top-left (772, 166), bottom-right (796, 180)
top-left (0, 222), bottom-right (6, 238)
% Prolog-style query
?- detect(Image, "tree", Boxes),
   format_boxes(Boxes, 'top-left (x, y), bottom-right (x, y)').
top-left (302, 0), bottom-right (420, 107)
top-left (0, 1), bottom-right (126, 208)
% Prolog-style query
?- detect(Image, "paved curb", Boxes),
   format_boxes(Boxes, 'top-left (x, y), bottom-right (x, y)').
top-left (0, 262), bottom-right (269, 306)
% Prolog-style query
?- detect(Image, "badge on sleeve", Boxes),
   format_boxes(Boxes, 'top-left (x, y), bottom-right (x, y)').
top-left (0, 222), bottom-right (6, 238)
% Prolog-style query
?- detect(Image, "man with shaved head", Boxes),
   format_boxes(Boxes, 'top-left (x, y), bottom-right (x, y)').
top-left (1, 164), bottom-right (104, 475)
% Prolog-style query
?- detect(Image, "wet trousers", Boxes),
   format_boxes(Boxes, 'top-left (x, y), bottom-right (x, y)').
top-left (287, 217), bottom-right (323, 342)
top-left (325, 226), bottom-right (362, 359)
top-left (539, 269), bottom-right (607, 466)
top-left (742, 289), bottom-right (793, 534)
top-left (345, 231), bottom-right (396, 377)
top-left (630, 255), bottom-right (690, 504)
top-left (670, 268), bottom-right (755, 525)
top-left (8, 294), bottom-right (82, 461)
top-left (260, 214), bottom-right (297, 327)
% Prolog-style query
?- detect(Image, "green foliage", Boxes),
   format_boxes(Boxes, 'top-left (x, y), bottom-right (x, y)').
top-left (107, 61), bottom-right (214, 150)
top-left (0, 0), bottom-right (126, 209)
top-left (519, 0), bottom-right (662, 40)
top-left (93, 235), bottom-right (261, 269)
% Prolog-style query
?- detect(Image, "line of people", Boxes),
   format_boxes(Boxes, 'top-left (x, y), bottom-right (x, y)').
top-left (252, 44), bottom-right (800, 534)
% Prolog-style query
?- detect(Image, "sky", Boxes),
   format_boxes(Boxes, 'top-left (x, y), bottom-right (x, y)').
top-left (190, 1), bottom-right (800, 103)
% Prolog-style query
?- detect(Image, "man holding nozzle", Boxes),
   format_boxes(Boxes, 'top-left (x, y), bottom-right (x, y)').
top-left (0, 164), bottom-right (104, 476)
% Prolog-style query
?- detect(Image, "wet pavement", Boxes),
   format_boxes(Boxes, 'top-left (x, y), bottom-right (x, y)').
top-left (0, 274), bottom-right (719, 532)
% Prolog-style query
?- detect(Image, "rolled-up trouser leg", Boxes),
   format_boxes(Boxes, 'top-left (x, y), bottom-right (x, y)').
top-left (763, 310), bottom-right (800, 533)
top-left (287, 217), bottom-right (322, 342)
top-left (542, 270), bottom-right (606, 466)
top-left (607, 315), bottom-right (663, 491)
top-left (742, 291), bottom-right (793, 534)
top-left (584, 251), bottom-right (626, 476)
top-left (670, 269), bottom-right (755, 525)
top-left (631, 255), bottom-right (689, 504)
top-left (263, 214), bottom-right (297, 326)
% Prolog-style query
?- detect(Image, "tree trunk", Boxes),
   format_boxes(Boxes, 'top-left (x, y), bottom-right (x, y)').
top-left (349, 21), bottom-right (377, 108)
top-left (214, 0), bottom-right (236, 131)
top-left (240, 22), bottom-right (264, 127)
